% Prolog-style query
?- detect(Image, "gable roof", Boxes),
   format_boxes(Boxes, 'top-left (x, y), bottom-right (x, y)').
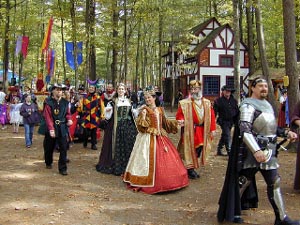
top-left (191, 24), bottom-right (228, 54)
top-left (189, 17), bottom-right (221, 36)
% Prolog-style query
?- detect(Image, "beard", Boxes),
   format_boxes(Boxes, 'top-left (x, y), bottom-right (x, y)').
top-left (192, 92), bottom-right (202, 100)
top-left (260, 92), bottom-right (268, 99)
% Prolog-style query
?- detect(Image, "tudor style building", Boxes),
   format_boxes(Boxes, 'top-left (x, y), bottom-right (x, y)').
top-left (162, 17), bottom-right (249, 102)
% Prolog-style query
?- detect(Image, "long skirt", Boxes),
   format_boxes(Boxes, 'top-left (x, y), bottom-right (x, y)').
top-left (124, 133), bottom-right (189, 194)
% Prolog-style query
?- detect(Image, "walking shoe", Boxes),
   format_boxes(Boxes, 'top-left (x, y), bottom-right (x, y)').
top-left (217, 151), bottom-right (226, 156)
top-left (91, 145), bottom-right (97, 150)
top-left (26, 145), bottom-right (31, 148)
top-left (275, 216), bottom-right (300, 225)
top-left (46, 165), bottom-right (52, 169)
top-left (59, 170), bottom-right (68, 176)
top-left (233, 216), bottom-right (244, 224)
top-left (187, 169), bottom-right (200, 179)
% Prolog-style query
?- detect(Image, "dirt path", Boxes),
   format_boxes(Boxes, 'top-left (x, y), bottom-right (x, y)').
top-left (0, 125), bottom-right (300, 225)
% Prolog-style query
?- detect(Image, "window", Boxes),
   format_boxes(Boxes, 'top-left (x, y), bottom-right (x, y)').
top-left (226, 76), bottom-right (244, 88)
top-left (220, 55), bottom-right (233, 67)
top-left (226, 77), bottom-right (234, 87)
top-left (203, 76), bottom-right (220, 96)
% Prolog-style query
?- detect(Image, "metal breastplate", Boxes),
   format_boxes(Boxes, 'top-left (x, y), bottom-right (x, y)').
top-left (240, 99), bottom-right (279, 170)
top-left (252, 111), bottom-right (277, 136)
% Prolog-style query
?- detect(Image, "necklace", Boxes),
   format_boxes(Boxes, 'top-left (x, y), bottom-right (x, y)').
top-left (149, 105), bottom-right (156, 110)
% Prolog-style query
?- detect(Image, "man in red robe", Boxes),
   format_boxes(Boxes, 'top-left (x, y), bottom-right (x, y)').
top-left (176, 80), bottom-right (216, 179)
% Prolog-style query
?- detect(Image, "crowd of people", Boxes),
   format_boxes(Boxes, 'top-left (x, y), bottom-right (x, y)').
top-left (1, 77), bottom-right (300, 224)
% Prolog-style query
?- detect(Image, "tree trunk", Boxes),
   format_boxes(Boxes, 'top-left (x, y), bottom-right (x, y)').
top-left (90, 0), bottom-right (96, 80)
top-left (85, 0), bottom-right (96, 81)
top-left (2, 0), bottom-right (11, 92)
top-left (158, 0), bottom-right (164, 90)
top-left (111, 0), bottom-right (118, 86)
top-left (246, 0), bottom-right (255, 77)
top-left (135, 17), bottom-right (141, 91)
top-left (58, 0), bottom-right (67, 82)
top-left (70, 0), bottom-right (78, 88)
top-left (282, 0), bottom-right (299, 120)
top-left (233, 0), bottom-right (241, 103)
top-left (254, 0), bottom-right (277, 115)
top-left (122, 0), bottom-right (128, 83)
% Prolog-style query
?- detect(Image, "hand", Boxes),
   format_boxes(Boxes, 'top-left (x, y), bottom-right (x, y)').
top-left (177, 120), bottom-right (184, 127)
top-left (141, 109), bottom-right (147, 119)
top-left (253, 150), bottom-right (267, 163)
top-left (67, 120), bottom-right (73, 126)
top-left (210, 131), bottom-right (216, 139)
top-left (49, 130), bottom-right (55, 138)
top-left (287, 131), bottom-right (297, 142)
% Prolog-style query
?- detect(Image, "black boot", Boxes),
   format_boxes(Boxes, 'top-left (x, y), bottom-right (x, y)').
top-left (91, 145), bottom-right (97, 150)
top-left (187, 169), bottom-right (200, 179)
top-left (275, 216), bottom-right (300, 225)
top-left (217, 150), bottom-right (226, 156)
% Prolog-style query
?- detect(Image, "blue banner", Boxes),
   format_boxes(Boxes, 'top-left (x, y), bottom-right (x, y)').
top-left (66, 41), bottom-right (83, 70)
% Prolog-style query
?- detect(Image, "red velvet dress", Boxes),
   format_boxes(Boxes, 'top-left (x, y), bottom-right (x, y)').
top-left (123, 107), bottom-right (189, 194)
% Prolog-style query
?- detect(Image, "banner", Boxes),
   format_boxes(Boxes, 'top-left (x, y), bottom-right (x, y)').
top-left (21, 36), bottom-right (29, 59)
top-left (41, 17), bottom-right (54, 53)
top-left (46, 49), bottom-right (55, 76)
top-left (15, 36), bottom-right (22, 55)
top-left (65, 41), bottom-right (83, 70)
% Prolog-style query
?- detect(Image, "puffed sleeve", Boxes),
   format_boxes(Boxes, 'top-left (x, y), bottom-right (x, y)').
top-left (161, 108), bottom-right (178, 134)
top-left (135, 110), bottom-right (151, 133)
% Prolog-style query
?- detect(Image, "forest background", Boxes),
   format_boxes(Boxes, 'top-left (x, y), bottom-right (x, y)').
top-left (0, 0), bottom-right (300, 112)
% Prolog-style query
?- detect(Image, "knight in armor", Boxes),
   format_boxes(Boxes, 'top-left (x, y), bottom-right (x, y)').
top-left (217, 78), bottom-right (300, 225)
top-left (42, 83), bottom-right (73, 175)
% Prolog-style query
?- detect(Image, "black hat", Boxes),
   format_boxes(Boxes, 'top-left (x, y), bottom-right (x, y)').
top-left (23, 93), bottom-right (29, 99)
top-left (78, 84), bottom-right (85, 91)
top-left (221, 85), bottom-right (235, 92)
top-left (281, 88), bottom-right (287, 94)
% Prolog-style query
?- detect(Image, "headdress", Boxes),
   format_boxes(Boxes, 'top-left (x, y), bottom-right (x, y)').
top-left (251, 78), bottom-right (267, 87)
top-left (189, 80), bottom-right (201, 88)
top-left (118, 83), bottom-right (126, 88)
top-left (87, 79), bottom-right (98, 87)
top-left (143, 89), bottom-right (156, 96)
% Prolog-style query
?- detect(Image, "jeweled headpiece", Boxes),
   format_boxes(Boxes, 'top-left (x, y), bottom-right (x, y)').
top-left (143, 89), bottom-right (156, 96)
top-left (189, 80), bottom-right (201, 89)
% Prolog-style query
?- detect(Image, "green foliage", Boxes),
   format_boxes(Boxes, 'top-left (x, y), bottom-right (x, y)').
top-left (0, 0), bottom-right (298, 88)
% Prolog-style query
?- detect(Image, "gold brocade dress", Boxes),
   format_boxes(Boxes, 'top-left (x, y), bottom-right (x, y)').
top-left (123, 106), bottom-right (189, 194)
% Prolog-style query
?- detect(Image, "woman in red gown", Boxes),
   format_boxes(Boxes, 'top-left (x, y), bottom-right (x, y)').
top-left (123, 90), bottom-right (189, 194)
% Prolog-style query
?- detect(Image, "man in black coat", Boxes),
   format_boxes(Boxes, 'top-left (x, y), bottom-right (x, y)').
top-left (214, 85), bottom-right (239, 156)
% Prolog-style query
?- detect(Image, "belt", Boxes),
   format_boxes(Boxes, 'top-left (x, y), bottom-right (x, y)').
top-left (267, 136), bottom-right (277, 144)
top-left (55, 120), bottom-right (66, 125)
top-left (194, 123), bottom-right (204, 127)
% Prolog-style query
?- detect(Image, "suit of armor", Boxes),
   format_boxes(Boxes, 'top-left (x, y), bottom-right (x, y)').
top-left (239, 98), bottom-right (299, 225)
